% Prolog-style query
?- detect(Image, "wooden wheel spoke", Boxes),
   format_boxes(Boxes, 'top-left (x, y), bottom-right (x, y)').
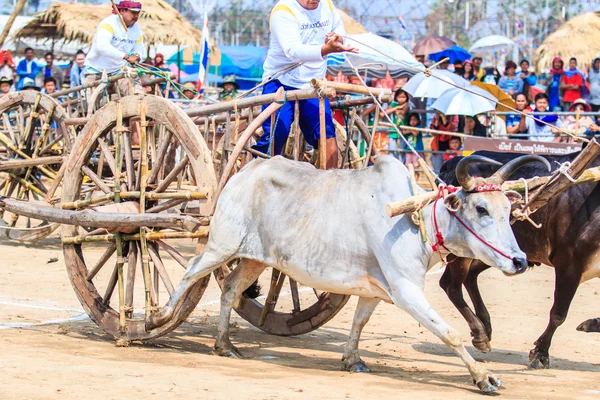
top-left (156, 239), bottom-right (188, 268)
top-left (102, 263), bottom-right (119, 306)
top-left (122, 130), bottom-right (136, 190)
top-left (86, 243), bottom-right (117, 281)
top-left (148, 131), bottom-right (172, 184)
top-left (97, 138), bottom-right (117, 176)
top-left (81, 165), bottom-right (112, 194)
top-left (125, 240), bottom-right (138, 315)
top-left (154, 155), bottom-right (189, 193)
top-left (147, 244), bottom-right (175, 296)
top-left (258, 269), bottom-right (287, 327)
top-left (289, 278), bottom-right (301, 314)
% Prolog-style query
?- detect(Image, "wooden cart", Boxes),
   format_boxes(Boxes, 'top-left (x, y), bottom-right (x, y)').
top-left (0, 79), bottom-right (388, 341)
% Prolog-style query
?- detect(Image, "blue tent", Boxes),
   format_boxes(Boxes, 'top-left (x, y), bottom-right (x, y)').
top-left (167, 45), bottom-right (267, 89)
top-left (429, 45), bottom-right (471, 63)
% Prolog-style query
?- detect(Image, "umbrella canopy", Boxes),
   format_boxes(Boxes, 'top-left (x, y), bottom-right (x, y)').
top-left (431, 86), bottom-right (496, 116)
top-left (469, 35), bottom-right (515, 52)
top-left (535, 12), bottom-right (600, 71)
top-left (429, 45), bottom-right (471, 63)
top-left (412, 36), bottom-right (455, 56)
top-left (470, 80), bottom-right (516, 113)
top-left (327, 32), bottom-right (422, 79)
top-left (13, 0), bottom-right (214, 49)
top-left (402, 69), bottom-right (468, 99)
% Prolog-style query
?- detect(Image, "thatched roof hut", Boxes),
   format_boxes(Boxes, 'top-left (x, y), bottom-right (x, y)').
top-left (536, 12), bottom-right (600, 71)
top-left (14, 0), bottom-right (209, 49)
top-left (337, 9), bottom-right (368, 35)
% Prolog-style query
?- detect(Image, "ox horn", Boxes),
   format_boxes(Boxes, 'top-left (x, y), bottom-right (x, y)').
top-left (456, 155), bottom-right (502, 192)
top-left (490, 155), bottom-right (551, 185)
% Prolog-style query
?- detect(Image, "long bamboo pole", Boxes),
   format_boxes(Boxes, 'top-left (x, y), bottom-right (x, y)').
top-left (319, 97), bottom-right (326, 170)
top-left (0, 0), bottom-right (27, 49)
top-left (385, 164), bottom-right (600, 218)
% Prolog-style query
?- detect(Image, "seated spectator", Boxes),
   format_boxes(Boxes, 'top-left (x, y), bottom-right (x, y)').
top-left (518, 92), bottom-right (562, 142)
top-left (0, 76), bottom-right (13, 97)
top-left (547, 57), bottom-right (564, 111)
top-left (589, 57), bottom-right (600, 112)
top-left (506, 93), bottom-right (532, 138)
top-left (519, 59), bottom-right (536, 101)
top-left (385, 88), bottom-right (410, 161)
top-left (70, 50), bottom-right (86, 88)
top-left (16, 48), bottom-right (38, 90)
top-left (0, 50), bottom-right (15, 83)
top-left (41, 52), bottom-right (64, 89)
top-left (20, 77), bottom-right (40, 91)
top-left (464, 115), bottom-right (487, 137)
top-left (460, 60), bottom-right (476, 81)
top-left (519, 59), bottom-right (537, 86)
top-left (430, 111), bottom-right (458, 172)
top-left (178, 82), bottom-right (199, 110)
top-left (453, 60), bottom-right (463, 75)
top-left (498, 61), bottom-right (524, 98)
top-left (404, 113), bottom-right (424, 173)
top-left (43, 77), bottom-right (57, 95)
top-left (560, 57), bottom-right (585, 111)
top-left (562, 99), bottom-right (595, 141)
top-left (443, 136), bottom-right (462, 162)
top-left (218, 75), bottom-right (239, 102)
top-left (481, 66), bottom-right (500, 85)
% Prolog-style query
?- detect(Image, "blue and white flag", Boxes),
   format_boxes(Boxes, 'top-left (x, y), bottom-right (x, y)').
top-left (197, 12), bottom-right (210, 93)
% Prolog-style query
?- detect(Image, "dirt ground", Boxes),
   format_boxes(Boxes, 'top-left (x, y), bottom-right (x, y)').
top-left (1, 235), bottom-right (599, 400)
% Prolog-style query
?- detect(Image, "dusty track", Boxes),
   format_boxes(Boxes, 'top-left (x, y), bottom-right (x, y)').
top-left (1, 236), bottom-right (599, 399)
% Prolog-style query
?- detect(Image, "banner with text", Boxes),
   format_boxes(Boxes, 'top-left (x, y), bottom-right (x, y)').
top-left (462, 137), bottom-right (582, 156)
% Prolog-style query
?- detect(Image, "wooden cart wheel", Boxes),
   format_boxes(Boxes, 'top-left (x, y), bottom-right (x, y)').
top-left (61, 95), bottom-right (217, 340)
top-left (0, 91), bottom-right (71, 240)
top-left (214, 261), bottom-right (349, 336)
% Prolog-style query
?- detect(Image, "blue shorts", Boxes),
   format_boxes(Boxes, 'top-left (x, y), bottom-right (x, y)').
top-left (253, 80), bottom-right (336, 155)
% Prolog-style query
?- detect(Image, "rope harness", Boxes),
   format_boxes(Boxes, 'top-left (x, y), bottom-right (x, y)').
top-left (430, 186), bottom-right (514, 264)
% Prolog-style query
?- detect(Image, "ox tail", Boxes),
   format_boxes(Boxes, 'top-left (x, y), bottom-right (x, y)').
top-left (243, 280), bottom-right (262, 299)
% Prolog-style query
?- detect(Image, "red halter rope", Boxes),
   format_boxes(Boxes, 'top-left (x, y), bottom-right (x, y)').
top-left (431, 185), bottom-right (513, 262)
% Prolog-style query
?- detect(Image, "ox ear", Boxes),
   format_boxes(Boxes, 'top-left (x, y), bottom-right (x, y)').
top-left (503, 190), bottom-right (522, 205)
top-left (443, 193), bottom-right (462, 212)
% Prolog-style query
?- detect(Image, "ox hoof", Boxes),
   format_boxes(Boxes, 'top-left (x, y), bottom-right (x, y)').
top-left (345, 361), bottom-right (372, 373)
top-left (475, 373), bottom-right (503, 395)
top-left (577, 318), bottom-right (600, 333)
top-left (472, 338), bottom-right (492, 353)
top-left (212, 346), bottom-right (244, 359)
top-left (528, 349), bottom-right (550, 369)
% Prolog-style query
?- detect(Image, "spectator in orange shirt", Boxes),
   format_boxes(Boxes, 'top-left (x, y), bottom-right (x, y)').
top-left (560, 57), bottom-right (585, 111)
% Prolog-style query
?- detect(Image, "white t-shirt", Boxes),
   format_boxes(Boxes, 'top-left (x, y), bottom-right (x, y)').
top-left (526, 114), bottom-right (562, 142)
top-left (263, 0), bottom-right (345, 89)
top-left (85, 15), bottom-right (144, 74)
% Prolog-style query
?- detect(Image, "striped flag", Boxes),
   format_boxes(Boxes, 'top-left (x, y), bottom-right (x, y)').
top-left (514, 18), bottom-right (522, 30)
top-left (196, 12), bottom-right (210, 94)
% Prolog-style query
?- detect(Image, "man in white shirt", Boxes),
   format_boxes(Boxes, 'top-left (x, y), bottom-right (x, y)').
top-left (83, 0), bottom-right (145, 98)
top-left (253, 0), bottom-right (357, 169)
top-left (518, 93), bottom-right (562, 142)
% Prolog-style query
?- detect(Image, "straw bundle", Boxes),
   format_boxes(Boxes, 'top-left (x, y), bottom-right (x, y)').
top-left (536, 12), bottom-right (600, 71)
top-left (14, 0), bottom-right (210, 49)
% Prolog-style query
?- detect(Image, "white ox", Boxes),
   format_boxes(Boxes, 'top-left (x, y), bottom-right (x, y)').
top-left (148, 154), bottom-right (543, 394)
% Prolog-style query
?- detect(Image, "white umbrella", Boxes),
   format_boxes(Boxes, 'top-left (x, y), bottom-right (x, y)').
top-left (469, 35), bottom-right (515, 52)
top-left (431, 86), bottom-right (496, 116)
top-left (327, 32), bottom-right (422, 78)
top-left (402, 69), bottom-right (469, 99)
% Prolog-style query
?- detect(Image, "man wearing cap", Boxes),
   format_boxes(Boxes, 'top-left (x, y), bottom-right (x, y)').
top-left (83, 0), bottom-right (145, 97)
top-left (253, 0), bottom-right (357, 169)
top-left (217, 75), bottom-right (239, 102)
